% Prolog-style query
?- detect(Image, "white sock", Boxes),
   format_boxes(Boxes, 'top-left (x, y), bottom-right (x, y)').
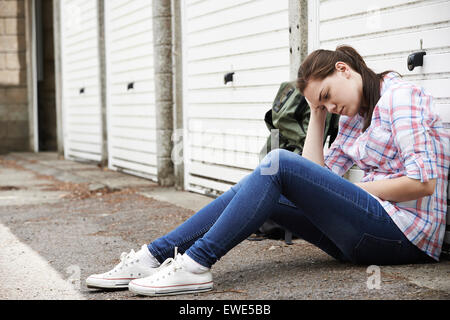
top-left (136, 245), bottom-right (160, 268)
top-left (181, 253), bottom-right (209, 274)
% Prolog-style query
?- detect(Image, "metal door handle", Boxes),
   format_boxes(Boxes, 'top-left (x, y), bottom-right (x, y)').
top-left (407, 51), bottom-right (426, 71)
top-left (224, 72), bottom-right (234, 84)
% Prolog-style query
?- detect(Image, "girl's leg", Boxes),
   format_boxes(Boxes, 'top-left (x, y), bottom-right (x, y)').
top-left (272, 194), bottom-right (350, 262)
top-left (149, 169), bottom-right (349, 265)
top-left (184, 149), bottom-right (432, 268)
top-left (148, 173), bottom-right (252, 263)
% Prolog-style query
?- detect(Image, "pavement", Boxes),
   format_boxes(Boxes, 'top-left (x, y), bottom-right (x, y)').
top-left (0, 152), bottom-right (449, 300)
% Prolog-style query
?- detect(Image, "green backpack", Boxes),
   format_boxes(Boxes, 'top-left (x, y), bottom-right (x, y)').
top-left (259, 81), bottom-right (339, 160)
top-left (250, 81), bottom-right (340, 244)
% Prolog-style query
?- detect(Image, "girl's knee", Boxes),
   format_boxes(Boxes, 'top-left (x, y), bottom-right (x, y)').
top-left (259, 149), bottom-right (300, 177)
top-left (262, 149), bottom-right (291, 164)
top-left (263, 149), bottom-right (303, 166)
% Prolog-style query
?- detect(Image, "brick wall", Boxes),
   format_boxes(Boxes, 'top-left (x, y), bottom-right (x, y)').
top-left (0, 0), bottom-right (30, 154)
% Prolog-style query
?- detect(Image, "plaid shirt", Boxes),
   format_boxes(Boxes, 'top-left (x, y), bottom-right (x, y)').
top-left (324, 72), bottom-right (450, 261)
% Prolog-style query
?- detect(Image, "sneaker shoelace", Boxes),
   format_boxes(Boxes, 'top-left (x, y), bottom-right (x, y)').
top-left (109, 247), bottom-right (140, 275)
top-left (152, 247), bottom-right (183, 281)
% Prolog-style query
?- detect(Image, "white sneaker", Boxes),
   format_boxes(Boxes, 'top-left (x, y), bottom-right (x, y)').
top-left (86, 245), bottom-right (159, 289)
top-left (128, 252), bottom-right (213, 296)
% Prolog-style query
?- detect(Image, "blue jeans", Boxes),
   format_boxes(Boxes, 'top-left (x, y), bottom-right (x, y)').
top-left (148, 149), bottom-right (434, 268)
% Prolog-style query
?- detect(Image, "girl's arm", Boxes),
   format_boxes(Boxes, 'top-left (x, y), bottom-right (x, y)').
top-left (355, 177), bottom-right (436, 202)
top-left (366, 85), bottom-right (439, 203)
top-left (302, 105), bottom-right (327, 166)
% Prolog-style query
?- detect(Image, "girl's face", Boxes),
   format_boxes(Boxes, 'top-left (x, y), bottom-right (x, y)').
top-left (303, 62), bottom-right (363, 117)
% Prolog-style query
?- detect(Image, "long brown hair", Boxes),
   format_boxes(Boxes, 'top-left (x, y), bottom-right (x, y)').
top-left (297, 45), bottom-right (398, 132)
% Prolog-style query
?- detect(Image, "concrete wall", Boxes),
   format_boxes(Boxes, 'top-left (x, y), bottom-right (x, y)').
top-left (153, 0), bottom-right (175, 186)
top-left (289, 0), bottom-right (308, 81)
top-left (0, 0), bottom-right (30, 154)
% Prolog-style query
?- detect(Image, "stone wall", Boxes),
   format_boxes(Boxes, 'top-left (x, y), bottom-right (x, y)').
top-left (0, 0), bottom-right (29, 154)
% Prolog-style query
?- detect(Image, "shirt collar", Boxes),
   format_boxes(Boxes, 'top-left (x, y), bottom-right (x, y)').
top-left (379, 72), bottom-right (399, 97)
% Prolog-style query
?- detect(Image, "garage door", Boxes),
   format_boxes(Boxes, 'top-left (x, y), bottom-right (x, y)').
top-left (60, 0), bottom-right (103, 162)
top-left (308, 0), bottom-right (450, 245)
top-left (308, 0), bottom-right (450, 124)
top-left (183, 0), bottom-right (291, 195)
top-left (104, 0), bottom-right (157, 180)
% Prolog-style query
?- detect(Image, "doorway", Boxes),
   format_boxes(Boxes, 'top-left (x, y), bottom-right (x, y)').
top-left (35, 0), bottom-right (57, 151)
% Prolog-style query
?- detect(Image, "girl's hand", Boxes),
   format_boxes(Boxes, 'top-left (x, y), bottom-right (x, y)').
top-left (354, 182), bottom-right (364, 190)
top-left (302, 99), bottom-right (327, 166)
top-left (309, 103), bottom-right (328, 123)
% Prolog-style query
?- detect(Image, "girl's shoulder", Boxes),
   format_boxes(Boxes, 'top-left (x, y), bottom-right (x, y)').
top-left (381, 72), bottom-right (418, 94)
top-left (379, 73), bottom-right (432, 110)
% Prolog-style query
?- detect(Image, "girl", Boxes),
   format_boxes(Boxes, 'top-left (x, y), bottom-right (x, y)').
top-left (86, 45), bottom-right (450, 297)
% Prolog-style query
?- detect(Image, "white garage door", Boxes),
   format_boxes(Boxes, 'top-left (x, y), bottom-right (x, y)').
top-left (60, 0), bottom-right (103, 162)
top-left (308, 0), bottom-right (450, 244)
top-left (104, 0), bottom-right (157, 180)
top-left (182, 0), bottom-right (291, 195)
top-left (308, 0), bottom-right (450, 124)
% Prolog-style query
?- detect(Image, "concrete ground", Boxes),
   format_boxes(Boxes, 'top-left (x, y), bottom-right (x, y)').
top-left (0, 152), bottom-right (449, 300)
